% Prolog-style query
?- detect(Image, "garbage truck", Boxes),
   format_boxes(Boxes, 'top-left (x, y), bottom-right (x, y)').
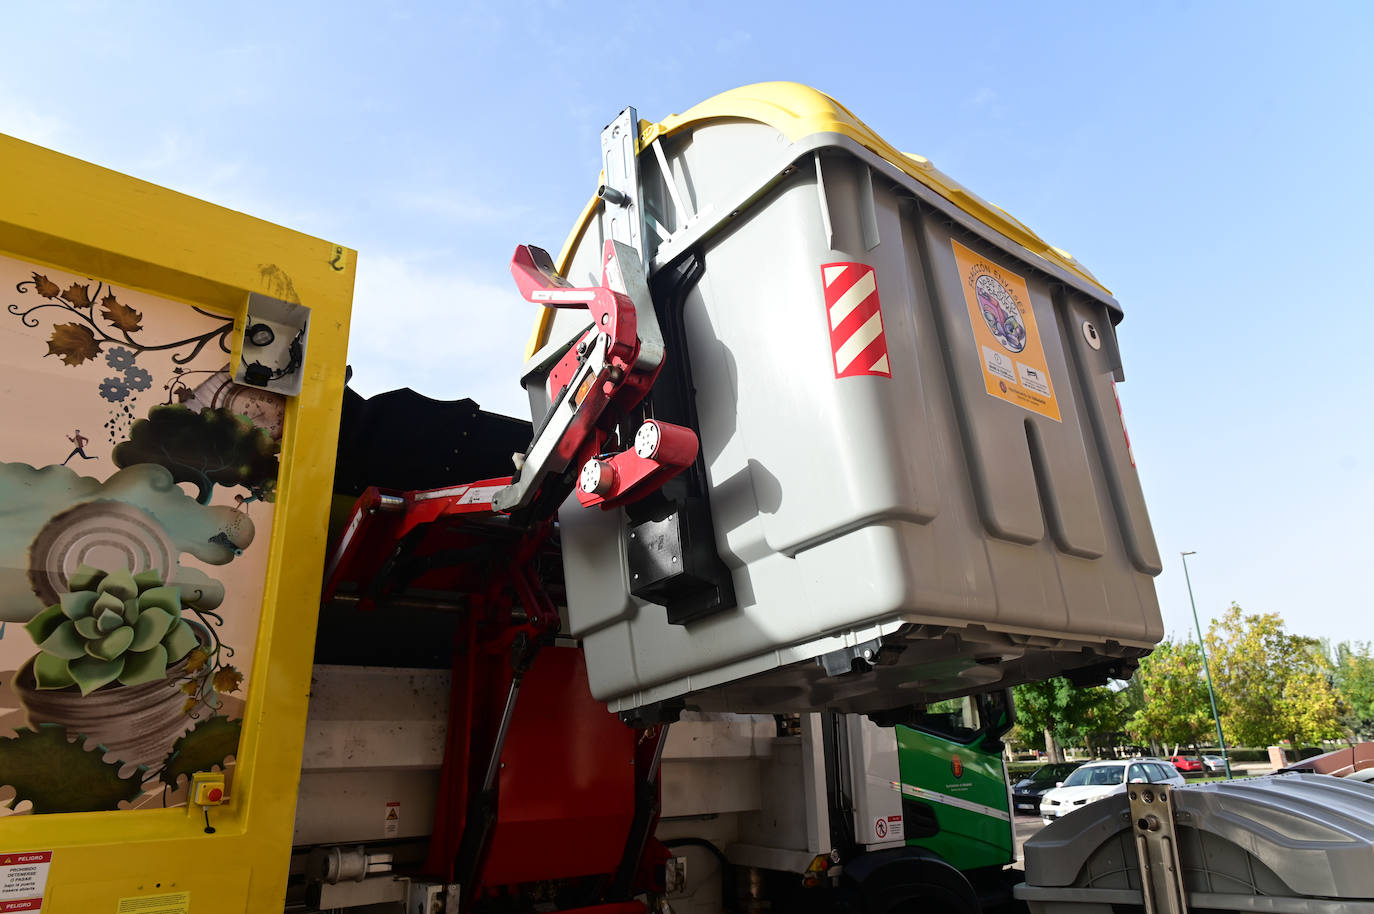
top-left (1, 81), bottom-right (1371, 914)
top-left (308, 389), bottom-right (1025, 913)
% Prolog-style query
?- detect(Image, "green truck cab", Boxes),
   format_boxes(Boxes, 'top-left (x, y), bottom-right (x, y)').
top-left (833, 690), bottom-right (1017, 913)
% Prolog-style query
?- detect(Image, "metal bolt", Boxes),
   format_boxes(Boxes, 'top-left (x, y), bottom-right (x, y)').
top-left (598, 185), bottom-right (630, 207)
top-left (1082, 319), bottom-right (1102, 350)
top-left (600, 313), bottom-right (610, 325)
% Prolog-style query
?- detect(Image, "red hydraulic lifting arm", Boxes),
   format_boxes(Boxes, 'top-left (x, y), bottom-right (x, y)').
top-left (492, 238), bottom-right (697, 519)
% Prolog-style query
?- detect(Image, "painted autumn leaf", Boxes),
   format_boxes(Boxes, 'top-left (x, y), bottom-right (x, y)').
top-left (31, 272), bottom-right (61, 299)
top-left (183, 647), bottom-right (210, 674)
top-left (45, 322), bottom-right (103, 366)
top-left (212, 665), bottom-right (243, 694)
top-left (64, 283), bottom-right (93, 309)
top-left (100, 293), bottom-right (143, 332)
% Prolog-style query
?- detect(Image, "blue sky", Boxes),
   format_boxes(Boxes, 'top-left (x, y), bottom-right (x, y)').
top-left (4, 2), bottom-right (1371, 648)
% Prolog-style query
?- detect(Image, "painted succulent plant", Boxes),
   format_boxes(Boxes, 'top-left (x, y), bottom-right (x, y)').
top-left (24, 566), bottom-right (203, 694)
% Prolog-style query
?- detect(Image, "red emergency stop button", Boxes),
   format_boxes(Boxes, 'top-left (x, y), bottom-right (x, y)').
top-left (190, 772), bottom-right (227, 806)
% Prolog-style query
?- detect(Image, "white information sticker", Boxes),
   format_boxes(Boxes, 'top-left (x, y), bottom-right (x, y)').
top-left (1017, 361), bottom-right (1051, 396)
top-left (982, 346), bottom-right (1016, 383)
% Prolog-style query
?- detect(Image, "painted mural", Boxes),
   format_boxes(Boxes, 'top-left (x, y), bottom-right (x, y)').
top-left (0, 253), bottom-right (285, 814)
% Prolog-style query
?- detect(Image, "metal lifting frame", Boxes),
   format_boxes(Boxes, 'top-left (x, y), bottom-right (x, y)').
top-left (494, 104), bottom-right (698, 521)
top-left (1129, 783), bottom-right (1190, 914)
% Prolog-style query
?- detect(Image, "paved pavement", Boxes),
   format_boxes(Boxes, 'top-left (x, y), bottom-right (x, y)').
top-left (1012, 814), bottom-right (1046, 864)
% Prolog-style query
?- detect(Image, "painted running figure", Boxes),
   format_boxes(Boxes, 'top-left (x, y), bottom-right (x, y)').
top-left (62, 429), bottom-right (97, 466)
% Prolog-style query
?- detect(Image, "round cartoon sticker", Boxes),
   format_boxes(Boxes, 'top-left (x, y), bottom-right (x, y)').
top-left (974, 274), bottom-right (1027, 353)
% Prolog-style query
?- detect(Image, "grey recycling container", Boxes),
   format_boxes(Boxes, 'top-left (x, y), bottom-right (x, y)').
top-left (522, 82), bottom-right (1163, 717)
top-left (1018, 775), bottom-right (1374, 912)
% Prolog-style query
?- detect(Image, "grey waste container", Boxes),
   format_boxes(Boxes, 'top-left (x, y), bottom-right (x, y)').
top-left (523, 82), bottom-right (1163, 716)
top-left (1018, 775), bottom-right (1374, 912)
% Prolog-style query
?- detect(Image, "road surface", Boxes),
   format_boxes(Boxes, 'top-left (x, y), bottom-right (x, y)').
top-left (1013, 814), bottom-right (1046, 864)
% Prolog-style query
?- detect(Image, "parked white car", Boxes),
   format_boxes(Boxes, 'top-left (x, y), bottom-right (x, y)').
top-left (1202, 755), bottom-right (1228, 773)
top-left (1040, 759), bottom-right (1186, 822)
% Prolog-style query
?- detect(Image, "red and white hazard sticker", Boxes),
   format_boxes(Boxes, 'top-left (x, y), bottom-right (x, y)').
top-left (384, 801), bottom-right (401, 837)
top-left (0, 851), bottom-right (51, 912)
top-left (1112, 381), bottom-right (1136, 468)
top-left (873, 815), bottom-right (904, 841)
top-left (821, 262), bottom-right (891, 379)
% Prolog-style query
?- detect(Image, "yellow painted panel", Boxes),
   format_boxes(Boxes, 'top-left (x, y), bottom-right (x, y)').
top-left (51, 866), bottom-right (247, 913)
top-left (0, 133), bottom-right (355, 912)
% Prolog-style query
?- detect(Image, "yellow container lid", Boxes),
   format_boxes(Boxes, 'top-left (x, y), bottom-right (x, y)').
top-left (528, 82), bottom-right (1108, 359)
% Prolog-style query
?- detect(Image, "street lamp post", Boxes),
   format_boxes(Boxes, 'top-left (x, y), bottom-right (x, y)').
top-left (1182, 551), bottom-right (1232, 779)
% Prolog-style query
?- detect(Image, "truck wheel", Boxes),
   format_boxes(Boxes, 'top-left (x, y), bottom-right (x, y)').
top-left (867, 885), bottom-right (976, 914)
top-left (862, 867), bottom-right (979, 914)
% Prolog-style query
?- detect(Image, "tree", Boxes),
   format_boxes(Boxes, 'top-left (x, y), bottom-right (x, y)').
top-left (1127, 638), bottom-right (1213, 752)
top-left (1330, 641), bottom-right (1374, 741)
top-left (113, 405), bottom-right (279, 505)
top-left (1012, 680), bottom-right (1066, 761)
top-left (1206, 604), bottom-right (1343, 751)
top-left (1069, 685), bottom-right (1131, 758)
top-left (1013, 678), bottom-right (1129, 761)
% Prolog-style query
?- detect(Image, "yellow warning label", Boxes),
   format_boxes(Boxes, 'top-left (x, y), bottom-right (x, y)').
top-left (951, 239), bottom-right (1061, 422)
top-left (116, 891), bottom-right (190, 913)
